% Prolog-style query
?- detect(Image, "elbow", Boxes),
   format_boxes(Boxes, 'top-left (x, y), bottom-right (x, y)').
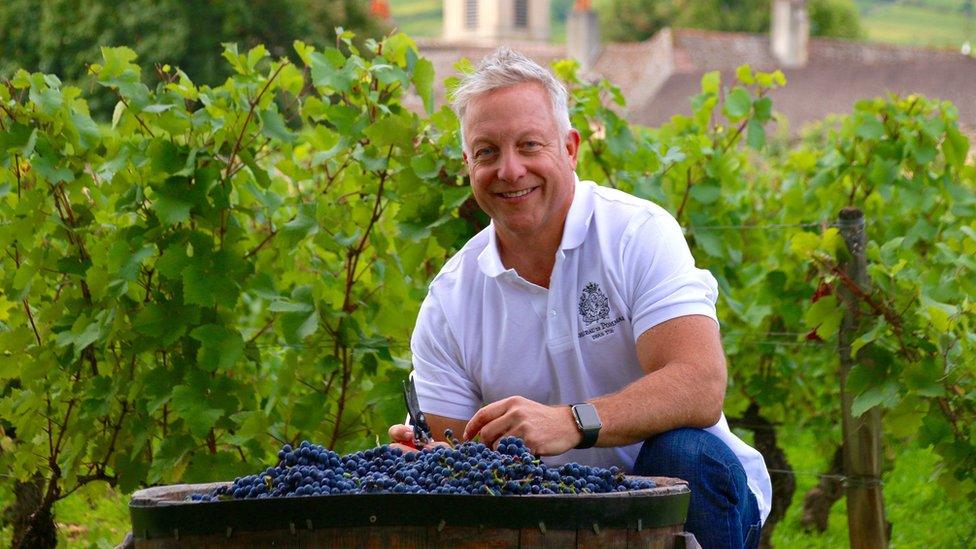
top-left (693, 401), bottom-right (723, 428)
top-left (701, 400), bottom-right (724, 427)
top-left (698, 359), bottom-right (727, 427)
top-left (693, 392), bottom-right (725, 428)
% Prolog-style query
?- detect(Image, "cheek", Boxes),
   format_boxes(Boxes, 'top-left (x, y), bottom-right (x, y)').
top-left (469, 167), bottom-right (492, 189)
top-left (468, 173), bottom-right (491, 201)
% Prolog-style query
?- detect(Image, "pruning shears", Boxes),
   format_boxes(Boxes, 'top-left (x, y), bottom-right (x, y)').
top-left (402, 372), bottom-right (432, 448)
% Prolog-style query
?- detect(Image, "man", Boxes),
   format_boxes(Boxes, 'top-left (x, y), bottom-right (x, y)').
top-left (389, 48), bottom-right (771, 547)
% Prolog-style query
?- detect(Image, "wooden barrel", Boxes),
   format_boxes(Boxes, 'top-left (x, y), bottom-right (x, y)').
top-left (129, 476), bottom-right (691, 548)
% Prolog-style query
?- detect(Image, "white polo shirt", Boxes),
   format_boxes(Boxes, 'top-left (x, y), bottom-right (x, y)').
top-left (411, 177), bottom-right (771, 522)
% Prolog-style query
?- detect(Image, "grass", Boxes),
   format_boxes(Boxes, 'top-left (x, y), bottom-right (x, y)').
top-left (858, 1), bottom-right (976, 48)
top-left (0, 482), bottom-right (131, 548)
top-left (53, 483), bottom-right (130, 548)
top-left (764, 428), bottom-right (976, 547)
top-left (389, 0), bottom-right (441, 38)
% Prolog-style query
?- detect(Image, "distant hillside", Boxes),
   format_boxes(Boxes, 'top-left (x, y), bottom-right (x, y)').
top-left (388, 0), bottom-right (440, 38)
top-left (389, 1), bottom-right (976, 50)
top-left (857, 0), bottom-right (975, 48)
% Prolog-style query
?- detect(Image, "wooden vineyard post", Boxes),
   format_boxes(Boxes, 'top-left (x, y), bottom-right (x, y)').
top-left (836, 207), bottom-right (888, 548)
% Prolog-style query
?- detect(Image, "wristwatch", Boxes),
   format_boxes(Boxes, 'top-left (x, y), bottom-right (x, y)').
top-left (570, 403), bottom-right (602, 449)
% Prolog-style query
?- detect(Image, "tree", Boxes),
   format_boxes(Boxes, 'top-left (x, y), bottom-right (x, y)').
top-left (674, 0), bottom-right (771, 34)
top-left (808, 0), bottom-right (863, 39)
top-left (593, 0), bottom-right (686, 42)
top-left (0, 0), bottom-right (387, 116)
top-left (552, 0), bottom-right (576, 24)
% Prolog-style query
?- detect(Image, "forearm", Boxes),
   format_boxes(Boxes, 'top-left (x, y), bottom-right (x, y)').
top-left (589, 360), bottom-right (726, 447)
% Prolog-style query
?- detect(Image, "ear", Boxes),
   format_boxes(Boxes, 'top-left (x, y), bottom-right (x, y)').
top-left (565, 129), bottom-right (581, 168)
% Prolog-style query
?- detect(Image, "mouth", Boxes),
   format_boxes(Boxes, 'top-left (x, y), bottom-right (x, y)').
top-left (494, 186), bottom-right (539, 200)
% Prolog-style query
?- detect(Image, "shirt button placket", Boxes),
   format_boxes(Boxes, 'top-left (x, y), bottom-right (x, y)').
top-left (546, 251), bottom-right (568, 345)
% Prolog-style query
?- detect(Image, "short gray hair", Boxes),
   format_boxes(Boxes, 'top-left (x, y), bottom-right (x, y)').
top-left (451, 47), bottom-right (572, 152)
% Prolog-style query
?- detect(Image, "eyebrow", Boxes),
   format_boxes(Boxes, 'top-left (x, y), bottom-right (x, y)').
top-left (469, 130), bottom-right (548, 145)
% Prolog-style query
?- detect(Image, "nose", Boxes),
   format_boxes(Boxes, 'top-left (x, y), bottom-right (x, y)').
top-left (496, 148), bottom-right (527, 183)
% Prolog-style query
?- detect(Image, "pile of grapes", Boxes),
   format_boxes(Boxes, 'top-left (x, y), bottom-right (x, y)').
top-left (188, 434), bottom-right (655, 501)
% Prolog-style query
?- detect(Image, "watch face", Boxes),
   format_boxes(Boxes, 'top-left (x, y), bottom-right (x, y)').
top-left (574, 404), bottom-right (602, 430)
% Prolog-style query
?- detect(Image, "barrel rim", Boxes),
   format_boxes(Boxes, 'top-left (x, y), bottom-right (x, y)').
top-left (131, 476), bottom-right (687, 506)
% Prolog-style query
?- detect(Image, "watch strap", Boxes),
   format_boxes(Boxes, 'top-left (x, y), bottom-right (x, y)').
top-left (571, 403), bottom-right (601, 450)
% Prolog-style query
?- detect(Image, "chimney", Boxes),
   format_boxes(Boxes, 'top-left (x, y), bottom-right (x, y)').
top-left (771, 0), bottom-right (809, 68)
top-left (567, 0), bottom-right (600, 71)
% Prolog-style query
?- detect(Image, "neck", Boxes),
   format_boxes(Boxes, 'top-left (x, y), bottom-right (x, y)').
top-left (496, 227), bottom-right (562, 288)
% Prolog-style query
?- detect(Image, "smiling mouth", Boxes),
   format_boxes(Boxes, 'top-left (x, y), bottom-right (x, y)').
top-left (496, 187), bottom-right (538, 199)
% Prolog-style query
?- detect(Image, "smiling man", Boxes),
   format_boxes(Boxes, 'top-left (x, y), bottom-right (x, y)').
top-left (389, 48), bottom-right (771, 547)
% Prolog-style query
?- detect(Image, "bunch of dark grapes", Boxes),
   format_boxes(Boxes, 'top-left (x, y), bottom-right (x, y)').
top-left (188, 433), bottom-right (655, 502)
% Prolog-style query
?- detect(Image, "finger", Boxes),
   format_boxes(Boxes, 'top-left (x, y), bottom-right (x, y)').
top-left (476, 414), bottom-right (517, 450)
top-left (463, 398), bottom-right (512, 441)
top-left (423, 440), bottom-right (451, 451)
top-left (388, 424), bottom-right (414, 443)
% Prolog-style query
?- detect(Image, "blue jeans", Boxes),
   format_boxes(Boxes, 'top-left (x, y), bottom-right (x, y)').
top-left (632, 428), bottom-right (762, 549)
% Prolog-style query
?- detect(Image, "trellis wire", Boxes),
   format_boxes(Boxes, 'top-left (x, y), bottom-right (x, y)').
top-left (684, 219), bottom-right (881, 231)
top-left (763, 468), bottom-right (882, 487)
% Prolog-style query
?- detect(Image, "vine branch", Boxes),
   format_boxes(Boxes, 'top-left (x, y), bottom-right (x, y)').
top-left (676, 167), bottom-right (693, 221)
top-left (222, 61), bottom-right (289, 188)
top-left (219, 61), bottom-right (289, 244)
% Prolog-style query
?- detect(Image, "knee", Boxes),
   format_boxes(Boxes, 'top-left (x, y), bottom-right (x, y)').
top-left (635, 429), bottom-right (757, 546)
top-left (633, 428), bottom-right (747, 496)
top-left (633, 428), bottom-right (709, 478)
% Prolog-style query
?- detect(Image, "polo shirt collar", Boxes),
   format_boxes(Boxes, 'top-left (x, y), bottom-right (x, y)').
top-left (477, 174), bottom-right (595, 278)
top-left (477, 226), bottom-right (508, 277)
top-left (559, 174), bottom-right (594, 251)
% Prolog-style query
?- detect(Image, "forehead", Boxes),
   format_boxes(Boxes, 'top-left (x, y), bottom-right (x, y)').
top-left (462, 82), bottom-right (558, 142)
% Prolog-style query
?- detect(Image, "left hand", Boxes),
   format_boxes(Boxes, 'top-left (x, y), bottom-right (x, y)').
top-left (462, 396), bottom-right (582, 456)
top-left (387, 424), bottom-right (450, 453)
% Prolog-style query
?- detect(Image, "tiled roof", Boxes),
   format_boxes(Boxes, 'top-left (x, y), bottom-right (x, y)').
top-left (671, 28), bottom-right (776, 72)
top-left (637, 58), bottom-right (976, 131)
top-left (643, 30), bottom-right (976, 130)
top-left (669, 28), bottom-right (962, 72)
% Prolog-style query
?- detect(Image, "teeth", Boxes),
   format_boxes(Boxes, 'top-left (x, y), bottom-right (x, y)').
top-left (499, 188), bottom-right (533, 198)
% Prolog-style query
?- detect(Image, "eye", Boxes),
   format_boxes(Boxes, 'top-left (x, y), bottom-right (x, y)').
top-left (521, 140), bottom-right (542, 151)
top-left (473, 146), bottom-right (496, 159)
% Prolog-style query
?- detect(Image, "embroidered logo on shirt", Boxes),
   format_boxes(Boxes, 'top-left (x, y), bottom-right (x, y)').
top-left (578, 282), bottom-right (624, 341)
top-left (578, 282), bottom-right (611, 324)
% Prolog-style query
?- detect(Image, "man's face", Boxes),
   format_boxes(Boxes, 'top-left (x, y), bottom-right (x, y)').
top-left (462, 82), bottom-right (580, 243)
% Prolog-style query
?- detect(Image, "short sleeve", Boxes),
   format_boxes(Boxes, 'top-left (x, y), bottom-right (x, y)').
top-left (410, 290), bottom-right (482, 420)
top-left (623, 211), bottom-right (719, 340)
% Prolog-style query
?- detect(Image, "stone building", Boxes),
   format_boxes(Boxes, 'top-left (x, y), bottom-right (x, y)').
top-left (442, 0), bottom-right (550, 44)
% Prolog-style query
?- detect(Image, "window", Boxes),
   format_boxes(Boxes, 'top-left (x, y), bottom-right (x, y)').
top-left (466, 0), bottom-right (478, 29)
top-left (514, 0), bottom-right (528, 28)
